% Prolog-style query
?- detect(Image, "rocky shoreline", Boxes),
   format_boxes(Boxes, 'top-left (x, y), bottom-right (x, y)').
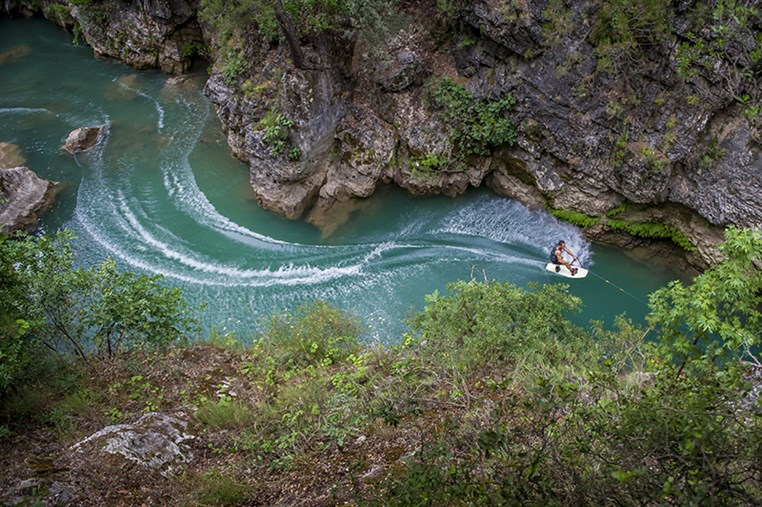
top-left (2, 1), bottom-right (760, 270)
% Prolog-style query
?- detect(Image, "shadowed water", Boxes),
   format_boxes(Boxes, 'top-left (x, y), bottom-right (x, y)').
top-left (1, 19), bottom-right (683, 342)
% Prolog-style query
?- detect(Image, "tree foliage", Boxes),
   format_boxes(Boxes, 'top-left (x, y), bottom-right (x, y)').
top-left (0, 231), bottom-right (200, 396)
top-left (200, 0), bottom-right (398, 71)
top-left (648, 226), bottom-right (762, 376)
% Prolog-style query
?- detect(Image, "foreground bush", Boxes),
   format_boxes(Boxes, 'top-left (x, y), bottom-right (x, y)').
top-left (0, 230), bottom-right (200, 398)
top-left (1, 228), bottom-right (760, 506)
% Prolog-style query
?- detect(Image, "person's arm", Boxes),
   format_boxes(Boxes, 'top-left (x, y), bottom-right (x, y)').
top-left (563, 245), bottom-right (578, 260)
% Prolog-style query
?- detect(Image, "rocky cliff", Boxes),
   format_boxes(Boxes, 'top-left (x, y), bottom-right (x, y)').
top-left (5, 0), bottom-right (760, 269)
top-left (3, 0), bottom-right (204, 73)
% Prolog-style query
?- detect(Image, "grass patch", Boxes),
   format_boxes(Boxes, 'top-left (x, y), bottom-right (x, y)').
top-left (607, 219), bottom-right (696, 251)
top-left (197, 398), bottom-right (256, 429)
top-left (606, 202), bottom-right (628, 217)
top-left (195, 471), bottom-right (250, 506)
top-left (547, 207), bottom-right (601, 227)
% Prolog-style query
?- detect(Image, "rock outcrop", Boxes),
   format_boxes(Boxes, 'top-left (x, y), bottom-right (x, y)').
top-left (0, 164), bottom-right (58, 233)
top-left (62, 125), bottom-right (106, 154)
top-left (12, 0), bottom-right (205, 74)
top-left (69, 412), bottom-right (194, 478)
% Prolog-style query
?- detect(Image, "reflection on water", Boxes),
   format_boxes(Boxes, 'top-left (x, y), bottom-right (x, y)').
top-left (1, 18), bottom-right (684, 343)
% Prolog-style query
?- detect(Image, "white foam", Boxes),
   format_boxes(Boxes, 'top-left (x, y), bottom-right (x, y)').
top-left (0, 107), bottom-right (53, 115)
top-left (114, 79), bottom-right (165, 131)
top-left (434, 193), bottom-right (592, 265)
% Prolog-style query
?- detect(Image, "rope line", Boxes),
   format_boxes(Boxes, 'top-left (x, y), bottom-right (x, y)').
top-left (586, 268), bottom-right (650, 307)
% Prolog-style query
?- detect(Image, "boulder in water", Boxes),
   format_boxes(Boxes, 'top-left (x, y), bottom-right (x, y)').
top-left (62, 125), bottom-right (106, 154)
top-left (0, 44), bottom-right (31, 65)
top-left (0, 141), bottom-right (27, 169)
top-left (0, 166), bottom-right (59, 233)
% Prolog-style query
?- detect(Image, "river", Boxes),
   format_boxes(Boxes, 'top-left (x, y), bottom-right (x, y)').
top-left (1, 18), bottom-right (684, 343)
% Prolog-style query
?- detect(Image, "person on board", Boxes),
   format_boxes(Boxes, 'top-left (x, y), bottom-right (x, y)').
top-left (550, 240), bottom-right (578, 275)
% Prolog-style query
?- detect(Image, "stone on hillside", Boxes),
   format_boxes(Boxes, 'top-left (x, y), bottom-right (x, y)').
top-left (0, 141), bottom-right (27, 168)
top-left (0, 166), bottom-right (58, 233)
top-left (1, 478), bottom-right (76, 506)
top-left (62, 125), bottom-right (106, 154)
top-left (69, 412), bottom-right (194, 478)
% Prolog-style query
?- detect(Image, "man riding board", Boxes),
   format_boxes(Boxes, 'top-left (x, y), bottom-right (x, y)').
top-left (551, 240), bottom-right (578, 275)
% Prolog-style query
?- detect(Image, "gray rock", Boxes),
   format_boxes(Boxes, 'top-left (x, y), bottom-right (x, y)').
top-left (43, 0), bottom-right (203, 74)
top-left (69, 412), bottom-right (194, 478)
top-left (374, 47), bottom-right (427, 92)
top-left (62, 126), bottom-right (106, 154)
top-left (0, 166), bottom-right (58, 233)
top-left (0, 141), bottom-right (26, 168)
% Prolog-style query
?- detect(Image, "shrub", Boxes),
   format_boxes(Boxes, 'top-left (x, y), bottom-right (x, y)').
top-left (699, 136), bottom-right (726, 168)
top-left (258, 299), bottom-right (362, 368)
top-left (590, 0), bottom-right (673, 74)
top-left (408, 280), bottom-right (590, 375)
top-left (221, 49), bottom-right (251, 85)
top-left (259, 113), bottom-right (298, 159)
top-left (428, 78), bottom-right (517, 163)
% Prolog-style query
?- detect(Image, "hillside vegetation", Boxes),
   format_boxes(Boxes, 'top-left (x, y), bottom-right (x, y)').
top-left (1, 227), bottom-right (761, 505)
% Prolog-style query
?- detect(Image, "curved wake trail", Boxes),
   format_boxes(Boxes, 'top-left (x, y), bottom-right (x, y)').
top-left (62, 69), bottom-right (593, 341)
top-left (4, 18), bottom-right (683, 345)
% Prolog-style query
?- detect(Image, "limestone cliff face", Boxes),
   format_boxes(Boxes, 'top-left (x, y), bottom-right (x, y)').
top-left (4, 1), bottom-right (760, 268)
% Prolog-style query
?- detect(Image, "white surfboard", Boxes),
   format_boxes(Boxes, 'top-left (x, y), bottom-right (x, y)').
top-left (545, 262), bottom-right (588, 279)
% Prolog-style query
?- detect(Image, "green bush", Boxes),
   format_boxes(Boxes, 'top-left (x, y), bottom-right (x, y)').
top-left (221, 49), bottom-right (251, 85)
top-left (410, 152), bottom-right (450, 174)
top-left (428, 78), bottom-right (517, 163)
top-left (259, 113), bottom-right (300, 159)
top-left (258, 299), bottom-right (361, 368)
top-left (408, 280), bottom-right (591, 376)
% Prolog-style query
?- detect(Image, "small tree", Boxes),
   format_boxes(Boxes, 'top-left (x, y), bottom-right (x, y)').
top-left (1, 231), bottom-right (200, 369)
top-left (648, 226), bottom-right (762, 376)
top-left (200, 0), bottom-right (398, 71)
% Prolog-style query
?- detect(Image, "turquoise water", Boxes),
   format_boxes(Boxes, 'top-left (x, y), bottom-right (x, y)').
top-left (1, 18), bottom-right (683, 343)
